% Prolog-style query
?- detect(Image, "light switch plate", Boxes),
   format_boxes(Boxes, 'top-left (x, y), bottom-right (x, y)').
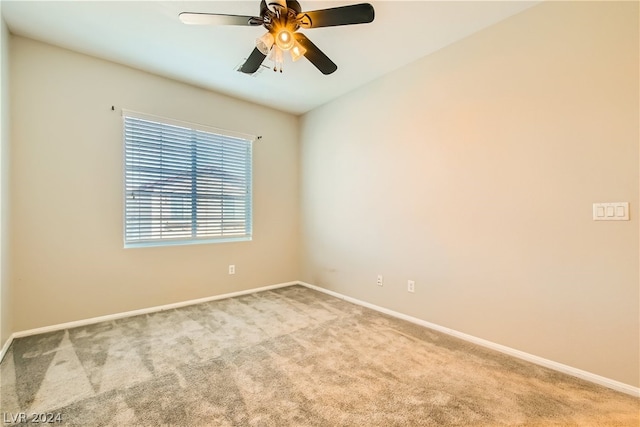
top-left (593, 202), bottom-right (629, 221)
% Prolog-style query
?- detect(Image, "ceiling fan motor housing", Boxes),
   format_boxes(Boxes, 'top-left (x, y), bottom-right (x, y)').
top-left (260, 0), bottom-right (302, 37)
top-left (262, 0), bottom-right (302, 15)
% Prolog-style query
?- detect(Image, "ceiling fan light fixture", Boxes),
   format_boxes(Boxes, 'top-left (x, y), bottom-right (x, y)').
top-left (290, 40), bottom-right (306, 62)
top-left (256, 32), bottom-right (275, 55)
top-left (275, 28), bottom-right (295, 51)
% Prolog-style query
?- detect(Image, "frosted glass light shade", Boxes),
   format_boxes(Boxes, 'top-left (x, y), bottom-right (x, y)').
top-left (290, 40), bottom-right (306, 62)
top-left (256, 32), bottom-right (275, 55)
top-left (275, 29), bottom-right (295, 51)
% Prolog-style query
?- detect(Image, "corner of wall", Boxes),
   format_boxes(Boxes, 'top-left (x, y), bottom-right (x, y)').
top-left (0, 14), bottom-right (13, 352)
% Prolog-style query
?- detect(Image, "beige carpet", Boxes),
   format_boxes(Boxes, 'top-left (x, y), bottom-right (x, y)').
top-left (1, 285), bottom-right (638, 426)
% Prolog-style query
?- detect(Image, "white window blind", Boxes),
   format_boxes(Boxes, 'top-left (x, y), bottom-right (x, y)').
top-left (123, 112), bottom-right (253, 247)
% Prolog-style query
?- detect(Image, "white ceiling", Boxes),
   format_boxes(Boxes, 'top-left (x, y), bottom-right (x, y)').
top-left (1, 0), bottom-right (539, 115)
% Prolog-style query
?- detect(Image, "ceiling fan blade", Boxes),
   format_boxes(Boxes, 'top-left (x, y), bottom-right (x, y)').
top-left (297, 3), bottom-right (374, 29)
top-left (294, 33), bottom-right (337, 75)
top-left (239, 47), bottom-right (267, 74)
top-left (179, 12), bottom-right (262, 26)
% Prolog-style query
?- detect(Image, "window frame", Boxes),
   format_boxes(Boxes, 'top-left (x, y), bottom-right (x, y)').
top-left (122, 110), bottom-right (256, 248)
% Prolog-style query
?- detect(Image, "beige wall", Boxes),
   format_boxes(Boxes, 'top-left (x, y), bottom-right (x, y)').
top-left (1, 16), bottom-right (12, 349)
top-left (10, 36), bottom-right (300, 331)
top-left (300, 1), bottom-right (639, 387)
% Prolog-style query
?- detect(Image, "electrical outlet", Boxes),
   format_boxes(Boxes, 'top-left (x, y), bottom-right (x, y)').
top-left (377, 275), bottom-right (383, 286)
top-left (408, 280), bottom-right (415, 293)
top-left (228, 265), bottom-right (235, 275)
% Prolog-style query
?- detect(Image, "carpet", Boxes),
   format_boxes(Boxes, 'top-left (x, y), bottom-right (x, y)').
top-left (1, 285), bottom-right (638, 426)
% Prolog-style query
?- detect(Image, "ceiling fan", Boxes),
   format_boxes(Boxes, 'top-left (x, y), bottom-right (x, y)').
top-left (179, 0), bottom-right (375, 75)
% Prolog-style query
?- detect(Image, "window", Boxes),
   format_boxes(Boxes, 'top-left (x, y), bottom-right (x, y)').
top-left (123, 111), bottom-right (253, 247)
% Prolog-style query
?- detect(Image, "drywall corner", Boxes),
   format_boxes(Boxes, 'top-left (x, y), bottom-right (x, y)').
top-left (0, 13), bottom-right (13, 352)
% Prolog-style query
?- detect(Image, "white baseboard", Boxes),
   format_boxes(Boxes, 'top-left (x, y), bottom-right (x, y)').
top-left (0, 332), bottom-right (14, 364)
top-left (298, 281), bottom-right (640, 398)
top-left (3, 280), bottom-right (639, 398)
top-left (10, 281), bottom-right (298, 340)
